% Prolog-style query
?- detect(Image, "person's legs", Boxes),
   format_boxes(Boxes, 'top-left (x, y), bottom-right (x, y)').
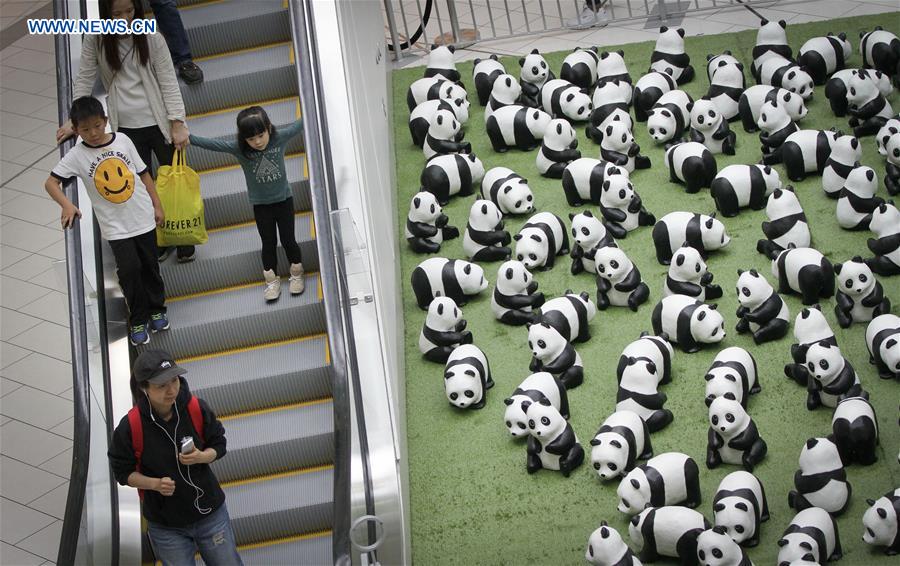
top-left (147, 521), bottom-right (198, 566)
top-left (108, 235), bottom-right (151, 344)
top-left (273, 197), bottom-right (305, 295)
top-left (133, 228), bottom-right (169, 332)
top-left (566, 0), bottom-right (610, 30)
top-left (148, 0), bottom-right (204, 84)
top-left (194, 504), bottom-right (244, 566)
top-left (254, 202), bottom-right (282, 300)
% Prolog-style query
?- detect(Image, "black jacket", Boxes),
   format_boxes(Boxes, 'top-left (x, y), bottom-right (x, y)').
top-left (108, 378), bottom-right (227, 527)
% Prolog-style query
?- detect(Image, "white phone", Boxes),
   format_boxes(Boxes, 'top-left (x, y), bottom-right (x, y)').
top-left (180, 436), bottom-right (195, 455)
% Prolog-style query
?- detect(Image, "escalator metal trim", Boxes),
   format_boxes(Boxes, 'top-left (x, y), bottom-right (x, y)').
top-left (237, 528), bottom-right (331, 551)
top-left (218, 396), bottom-right (332, 422)
top-left (176, 332), bottom-right (327, 364)
top-left (193, 40), bottom-right (292, 63)
top-left (220, 463), bottom-right (334, 489)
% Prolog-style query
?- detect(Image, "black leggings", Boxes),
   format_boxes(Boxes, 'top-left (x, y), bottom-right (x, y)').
top-left (253, 197), bottom-right (302, 272)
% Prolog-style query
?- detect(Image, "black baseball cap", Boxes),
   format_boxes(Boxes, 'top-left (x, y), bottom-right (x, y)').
top-left (133, 350), bottom-right (187, 385)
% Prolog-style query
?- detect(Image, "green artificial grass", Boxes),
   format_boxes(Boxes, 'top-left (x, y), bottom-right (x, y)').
top-left (393, 13), bottom-right (900, 565)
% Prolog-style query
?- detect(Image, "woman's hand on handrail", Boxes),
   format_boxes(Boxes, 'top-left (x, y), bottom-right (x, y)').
top-left (56, 120), bottom-right (76, 144)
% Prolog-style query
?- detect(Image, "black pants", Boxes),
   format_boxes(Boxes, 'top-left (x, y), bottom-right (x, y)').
top-left (253, 197), bottom-right (302, 272)
top-left (108, 228), bottom-right (167, 327)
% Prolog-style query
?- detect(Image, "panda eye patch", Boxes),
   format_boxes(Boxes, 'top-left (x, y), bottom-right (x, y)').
top-left (464, 390), bottom-right (474, 398)
top-left (527, 195), bottom-right (533, 201)
top-left (537, 340), bottom-right (546, 348)
top-left (430, 204), bottom-right (435, 213)
top-left (819, 360), bottom-right (829, 370)
top-left (859, 274), bottom-right (868, 282)
top-left (713, 549), bottom-right (723, 559)
top-left (619, 190), bottom-right (626, 199)
top-left (735, 525), bottom-right (745, 533)
top-left (708, 111), bottom-right (715, 117)
top-left (450, 393), bottom-right (458, 400)
top-left (529, 253), bottom-right (537, 261)
top-left (845, 279), bottom-right (853, 288)
top-left (572, 228), bottom-right (577, 237)
top-left (532, 66), bottom-right (538, 74)
top-left (712, 415), bottom-right (719, 425)
top-left (505, 421), bottom-right (512, 428)
top-left (808, 361), bottom-right (815, 371)
top-left (725, 413), bottom-right (735, 423)
top-left (608, 463), bottom-right (617, 471)
top-left (649, 128), bottom-right (655, 134)
top-left (621, 134), bottom-right (627, 143)
top-left (742, 287), bottom-right (750, 296)
top-left (540, 61), bottom-right (546, 69)
top-left (541, 416), bottom-right (550, 426)
top-left (518, 254), bottom-right (524, 260)
top-left (610, 260), bottom-right (619, 269)
top-left (518, 422), bottom-right (526, 429)
top-left (695, 264), bottom-right (701, 273)
top-left (582, 227), bottom-right (589, 236)
top-left (660, 128), bottom-right (667, 135)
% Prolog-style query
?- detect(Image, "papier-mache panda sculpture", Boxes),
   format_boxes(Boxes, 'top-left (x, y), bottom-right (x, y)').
top-left (689, 98), bottom-right (737, 155)
top-left (647, 89), bottom-right (694, 144)
top-left (617, 357), bottom-right (673, 432)
top-left (696, 527), bottom-right (753, 565)
top-left (777, 507), bottom-right (843, 565)
top-left (406, 76), bottom-right (468, 112)
top-left (629, 506), bottom-right (710, 564)
top-left (443, 344), bottom-right (493, 410)
top-left (738, 85), bottom-right (807, 133)
top-left (837, 166), bottom-right (884, 230)
top-left (492, 260), bottom-right (544, 326)
top-left (618, 332), bottom-right (675, 386)
top-left (419, 296), bottom-right (472, 362)
top-left (463, 199), bottom-right (511, 262)
top-left (590, 410), bottom-right (653, 481)
top-left (757, 101), bottom-right (799, 167)
top-left (735, 269), bottom-right (790, 345)
top-left (485, 104), bottom-right (552, 152)
top-left (707, 61), bottom-right (745, 122)
top-left (652, 211), bottom-right (730, 264)
top-left (480, 166), bottom-right (535, 215)
top-left (587, 81), bottom-right (634, 142)
top-left (540, 291), bottom-right (597, 343)
top-left (758, 186), bottom-right (810, 258)
top-left (832, 396), bottom-right (879, 465)
top-left (518, 49), bottom-right (555, 108)
top-left (528, 322), bottom-right (584, 389)
top-left (472, 54), bottom-right (505, 107)
top-left (751, 19), bottom-right (792, 79)
top-left (713, 470), bottom-right (770, 547)
top-left (664, 244), bottom-right (723, 302)
top-left (862, 488), bottom-right (900, 555)
top-left (561, 157), bottom-right (624, 207)
top-left (860, 27), bottom-right (900, 81)
top-left (484, 73), bottom-right (522, 120)
top-left (652, 294), bottom-right (726, 353)
top-left (825, 68), bottom-right (891, 117)
top-left (536, 119), bottom-right (581, 178)
top-left (706, 52), bottom-right (742, 82)
top-left (423, 109), bottom-right (470, 160)
top-left (503, 372), bottom-right (569, 438)
top-left (514, 211), bottom-right (569, 271)
top-left (707, 397), bottom-right (767, 472)
top-left (798, 33), bottom-right (852, 85)
top-left (789, 436), bottom-right (851, 516)
top-left (424, 44), bottom-right (460, 82)
top-left (885, 132), bottom-right (900, 195)
top-left (771, 246), bottom-right (835, 305)
top-left (561, 46), bottom-right (600, 90)
top-left (781, 128), bottom-right (840, 182)
top-left (711, 164), bottom-right (781, 217)
top-left (410, 257), bottom-right (488, 309)
top-left (599, 173), bottom-right (656, 238)
top-left (406, 191), bottom-right (459, 253)
top-left (822, 135), bottom-right (862, 198)
top-left (597, 121), bottom-right (652, 173)
top-left (617, 452), bottom-right (702, 515)
top-left (540, 78), bottom-right (592, 122)
top-left (585, 522), bottom-right (642, 566)
top-left (876, 117), bottom-right (900, 157)
top-left (650, 26), bottom-right (694, 85)
top-left (867, 201), bottom-right (900, 275)
top-left (594, 243), bottom-right (650, 311)
top-left (633, 71), bottom-right (677, 122)
top-left (704, 347), bottom-right (760, 409)
top-left (846, 70), bottom-right (895, 138)
top-left (784, 305), bottom-right (837, 387)
top-left (569, 210), bottom-right (614, 275)
top-left (524, 398), bottom-right (584, 476)
top-left (834, 257), bottom-right (891, 327)
top-left (805, 341), bottom-right (868, 410)
top-left (866, 313), bottom-right (900, 379)
top-left (597, 50), bottom-right (632, 84)
top-left (409, 97), bottom-right (469, 147)
top-left (420, 153), bottom-right (485, 205)
top-left (665, 141), bottom-right (718, 193)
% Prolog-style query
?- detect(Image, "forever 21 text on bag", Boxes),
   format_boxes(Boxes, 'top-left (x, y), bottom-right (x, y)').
top-left (156, 150), bottom-right (208, 246)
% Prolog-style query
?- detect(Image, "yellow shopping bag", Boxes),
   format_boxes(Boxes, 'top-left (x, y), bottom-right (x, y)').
top-left (155, 150), bottom-right (208, 246)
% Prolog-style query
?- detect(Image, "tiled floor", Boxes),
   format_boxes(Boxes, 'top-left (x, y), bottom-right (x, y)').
top-left (0, 14), bottom-right (71, 566)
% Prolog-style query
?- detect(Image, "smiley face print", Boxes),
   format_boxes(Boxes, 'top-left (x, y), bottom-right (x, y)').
top-left (94, 157), bottom-right (135, 204)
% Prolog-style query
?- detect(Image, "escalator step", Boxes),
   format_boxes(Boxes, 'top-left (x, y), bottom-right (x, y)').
top-left (180, 0), bottom-right (290, 59)
top-left (197, 531), bottom-right (332, 566)
top-left (199, 162), bottom-right (310, 229)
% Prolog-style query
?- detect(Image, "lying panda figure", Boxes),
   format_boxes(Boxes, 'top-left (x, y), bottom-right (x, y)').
top-left (758, 186), bottom-right (810, 258)
top-left (410, 257), bottom-right (488, 309)
top-left (485, 104), bottom-right (552, 153)
top-left (503, 372), bottom-right (569, 438)
top-left (866, 202), bottom-right (900, 275)
top-left (756, 55), bottom-right (814, 101)
top-left (711, 164), bottom-right (781, 217)
top-left (735, 269), bottom-right (790, 345)
top-left (528, 322), bottom-right (584, 389)
top-left (406, 76), bottom-right (467, 112)
top-left (738, 85), bottom-right (807, 133)
top-left (652, 211), bottom-right (730, 265)
top-left (492, 260), bottom-right (544, 326)
top-left (825, 67), bottom-right (891, 117)
top-left (514, 212), bottom-right (569, 271)
top-left (772, 246), bottom-right (835, 305)
top-left (540, 78), bottom-right (592, 122)
top-left (561, 157), bottom-right (624, 207)
top-left (781, 128), bottom-right (840, 182)
top-left (420, 152), bottom-right (485, 205)
top-left (618, 332), bottom-right (675, 386)
top-left (862, 488), bottom-right (900, 555)
top-left (834, 256), bottom-right (891, 327)
top-left (866, 313), bottom-right (900, 379)
top-left (480, 166), bottom-right (535, 215)
top-left (798, 33), bottom-right (852, 85)
top-left (652, 294), bottom-right (726, 353)
top-left (443, 344), bottom-right (493, 410)
top-left (540, 290), bottom-right (597, 344)
top-left (650, 26), bottom-right (695, 85)
top-left (616, 452), bottom-right (702, 514)
top-left (408, 97), bottom-right (469, 147)
top-left (777, 507), bottom-right (843, 565)
top-left (629, 506), bottom-right (710, 565)
top-left (647, 89), bottom-right (693, 144)
top-left (665, 141), bottom-right (717, 193)
top-left (568, 210), bottom-right (614, 275)
top-left (589, 410), bottom-right (653, 481)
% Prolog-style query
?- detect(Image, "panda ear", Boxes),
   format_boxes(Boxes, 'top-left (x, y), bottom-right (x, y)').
top-left (834, 263), bottom-right (843, 275)
top-left (787, 70), bottom-right (796, 80)
top-left (463, 264), bottom-right (472, 275)
top-left (538, 397), bottom-right (552, 406)
top-left (705, 218), bottom-right (714, 229)
top-left (677, 28), bottom-right (685, 38)
top-left (777, 539), bottom-right (788, 548)
top-left (778, 19), bottom-right (786, 28)
top-left (504, 186), bottom-right (512, 194)
top-left (518, 57), bottom-right (526, 67)
top-left (749, 269), bottom-right (758, 277)
top-left (584, 210), bottom-right (593, 217)
top-left (799, 542), bottom-right (813, 551)
top-left (785, 184), bottom-right (795, 193)
top-left (706, 53), bottom-right (714, 61)
top-left (839, 32), bottom-right (847, 41)
top-left (437, 303), bottom-right (444, 315)
top-left (866, 498), bottom-right (877, 506)
top-left (566, 93), bottom-right (575, 102)
top-left (646, 362), bottom-right (657, 375)
top-left (448, 45), bottom-right (456, 54)
top-left (444, 371), bottom-right (452, 380)
top-left (481, 203), bottom-right (488, 215)
top-left (617, 50), bottom-right (624, 56)
top-left (569, 212), bottom-right (576, 220)
top-left (704, 373), bottom-right (714, 381)
top-left (521, 400), bottom-right (532, 413)
top-left (589, 438), bottom-right (601, 446)
top-left (866, 169), bottom-right (875, 182)
top-left (600, 520), bottom-right (608, 527)
top-left (630, 479), bottom-right (640, 489)
top-left (737, 269), bottom-right (744, 275)
top-left (557, 122), bottom-right (563, 135)
top-left (437, 114), bottom-right (444, 125)
top-left (600, 51), bottom-right (609, 59)
top-left (675, 254), bottom-right (685, 266)
top-left (735, 502), bottom-right (749, 512)
top-left (503, 397), bottom-right (514, 406)
top-left (413, 197), bottom-right (420, 209)
top-left (710, 303), bottom-right (718, 310)
top-left (513, 234), bottom-right (522, 241)
top-left (659, 26), bottom-right (668, 33)
top-left (886, 338), bottom-right (897, 349)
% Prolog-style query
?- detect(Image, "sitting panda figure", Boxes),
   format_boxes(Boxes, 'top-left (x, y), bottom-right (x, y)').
top-left (484, 74), bottom-right (522, 120)
top-left (805, 342), bottom-right (867, 410)
top-left (650, 26), bottom-right (694, 84)
top-left (834, 257), bottom-right (891, 327)
top-left (410, 257), bottom-right (488, 309)
top-left (480, 166), bottom-right (535, 215)
top-left (406, 76), bottom-right (467, 111)
top-left (757, 101), bottom-right (799, 164)
top-left (561, 157), bottom-right (626, 207)
top-left (518, 49), bottom-right (554, 108)
top-left (665, 141), bottom-right (718, 193)
top-left (423, 109), bottom-right (471, 160)
top-left (599, 173), bottom-right (656, 238)
top-left (419, 297), bottom-right (472, 363)
top-left (706, 62), bottom-right (745, 122)
top-left (860, 27), bottom-right (900, 79)
top-left (735, 269), bottom-right (790, 345)
top-left (789, 436), bottom-right (851, 516)
top-left (757, 54), bottom-right (814, 101)
top-left (463, 199), bottom-right (511, 262)
top-left (706, 52), bottom-right (742, 82)
top-left (866, 313), bottom-right (900, 379)
top-left (876, 116), bottom-right (900, 156)
top-left (472, 54), bottom-right (505, 107)
top-left (527, 322), bottom-right (584, 389)
top-left (846, 70), bottom-right (894, 137)
top-left (777, 507), bottom-right (843, 565)
top-left (617, 452), bottom-right (702, 514)
top-left (664, 245), bottom-right (723, 302)
top-left (690, 98), bottom-right (736, 155)
top-left (822, 135), bottom-right (862, 198)
top-left (832, 396), bottom-right (879, 465)
top-left (587, 81), bottom-right (634, 142)
top-left (798, 33), bottom-right (852, 85)
top-left (652, 294), bottom-right (726, 353)
top-left (885, 132), bottom-right (900, 195)
top-left (514, 211), bottom-right (569, 271)
top-left (540, 290), bottom-right (597, 343)
top-left (492, 260), bottom-right (544, 326)
top-left (837, 166), bottom-right (884, 230)
top-left (629, 506), bottom-right (710, 564)
top-left (424, 44), bottom-right (460, 82)
top-left (647, 89), bottom-right (694, 144)
top-left (597, 50), bottom-right (632, 85)
top-left (408, 97), bottom-right (469, 147)
top-left (866, 202), bottom-right (900, 275)
top-left (585, 522), bottom-right (641, 566)
top-left (536, 119), bottom-right (581, 178)
top-left (758, 186), bottom-right (810, 257)
top-left (712, 164), bottom-right (781, 217)
top-left (524, 399), bottom-right (584, 477)
top-left (560, 46), bottom-right (600, 90)
top-left (596, 120), bottom-right (652, 172)
top-left (751, 19), bottom-right (792, 79)
top-left (707, 397), bottom-right (767, 471)
top-left (617, 357), bottom-right (673, 432)
top-left (633, 71), bottom-right (677, 122)
top-left (443, 344), bottom-right (493, 410)
top-left (784, 305), bottom-right (837, 387)
top-left (594, 243), bottom-right (650, 311)
top-left (696, 527), bottom-right (753, 565)
top-left (485, 104), bottom-right (552, 153)
top-left (569, 210), bottom-right (614, 275)
top-left (540, 78), bottom-right (592, 122)
top-left (781, 128), bottom-right (840, 182)
top-left (713, 470), bottom-right (770, 547)
top-left (825, 67), bottom-right (892, 117)
top-left (772, 246), bottom-right (835, 305)
top-left (420, 153), bottom-right (485, 205)
top-left (738, 85), bottom-right (807, 132)
top-left (503, 372), bottom-right (569, 438)
top-left (589, 410), bottom-right (653, 481)
top-left (406, 191), bottom-right (459, 253)
top-left (652, 211), bottom-right (730, 265)
top-left (862, 488), bottom-right (900, 555)
top-left (618, 332), bottom-right (675, 386)
top-left (705, 347), bottom-right (760, 410)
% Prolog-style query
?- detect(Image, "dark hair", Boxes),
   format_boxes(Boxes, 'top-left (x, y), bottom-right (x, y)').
top-left (69, 96), bottom-right (106, 127)
top-left (236, 106), bottom-right (276, 158)
top-left (98, 0), bottom-right (149, 71)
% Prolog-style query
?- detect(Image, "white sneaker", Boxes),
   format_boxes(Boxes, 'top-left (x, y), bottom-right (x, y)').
top-left (566, 2), bottom-right (610, 30)
top-left (263, 269), bottom-right (281, 301)
top-left (289, 262), bottom-right (305, 295)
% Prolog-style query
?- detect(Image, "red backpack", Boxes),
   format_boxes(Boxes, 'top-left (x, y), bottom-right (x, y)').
top-left (128, 396), bottom-right (204, 500)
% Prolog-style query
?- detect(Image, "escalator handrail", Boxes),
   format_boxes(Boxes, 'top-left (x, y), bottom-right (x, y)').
top-left (287, 1), bottom-right (380, 563)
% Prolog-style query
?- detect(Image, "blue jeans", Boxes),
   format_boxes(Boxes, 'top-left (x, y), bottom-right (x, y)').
top-left (147, 503), bottom-right (243, 566)
top-left (149, 0), bottom-right (192, 66)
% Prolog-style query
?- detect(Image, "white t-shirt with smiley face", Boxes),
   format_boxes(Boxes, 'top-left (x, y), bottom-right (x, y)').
top-left (51, 132), bottom-right (155, 241)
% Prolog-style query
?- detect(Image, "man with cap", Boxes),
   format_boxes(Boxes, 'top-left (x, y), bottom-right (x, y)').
top-left (108, 350), bottom-right (242, 565)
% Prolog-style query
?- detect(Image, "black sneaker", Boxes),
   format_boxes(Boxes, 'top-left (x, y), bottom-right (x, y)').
top-left (158, 246), bottom-right (173, 262)
top-left (176, 245), bottom-right (196, 263)
top-left (178, 60), bottom-right (204, 84)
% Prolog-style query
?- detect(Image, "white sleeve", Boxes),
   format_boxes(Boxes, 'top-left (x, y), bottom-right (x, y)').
top-left (50, 148), bottom-right (81, 181)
